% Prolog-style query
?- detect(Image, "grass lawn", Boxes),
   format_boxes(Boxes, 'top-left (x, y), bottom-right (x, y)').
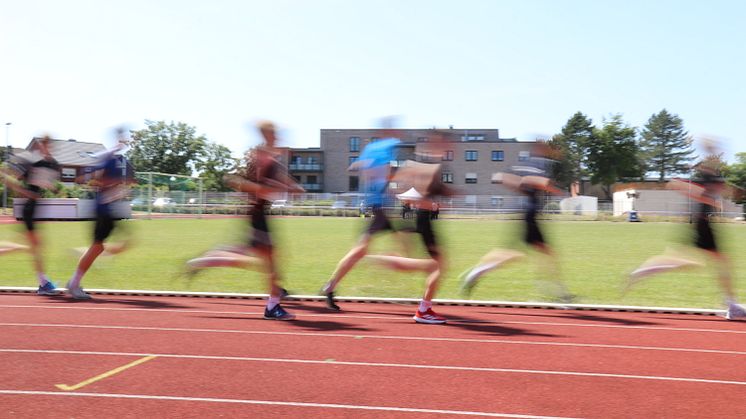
top-left (1, 216), bottom-right (744, 309)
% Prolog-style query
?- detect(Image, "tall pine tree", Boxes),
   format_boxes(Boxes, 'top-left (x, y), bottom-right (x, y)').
top-left (639, 109), bottom-right (695, 181)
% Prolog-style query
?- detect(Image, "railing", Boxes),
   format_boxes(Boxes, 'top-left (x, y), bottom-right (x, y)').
top-left (301, 183), bottom-right (324, 191)
top-left (289, 163), bottom-right (323, 171)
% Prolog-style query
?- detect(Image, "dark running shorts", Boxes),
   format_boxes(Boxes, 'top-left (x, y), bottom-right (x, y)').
top-left (22, 199), bottom-right (37, 231)
top-left (249, 204), bottom-right (273, 251)
top-left (94, 213), bottom-right (116, 242)
top-left (524, 219), bottom-right (545, 245)
top-left (695, 217), bottom-right (717, 251)
top-left (365, 206), bottom-right (394, 236)
top-left (416, 210), bottom-right (439, 258)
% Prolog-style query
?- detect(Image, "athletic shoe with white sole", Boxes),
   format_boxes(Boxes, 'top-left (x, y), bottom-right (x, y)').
top-left (726, 303), bottom-right (746, 321)
top-left (322, 290), bottom-right (341, 311)
top-left (37, 281), bottom-right (61, 296)
top-left (263, 304), bottom-right (296, 320)
top-left (413, 308), bottom-right (447, 324)
top-left (66, 282), bottom-right (92, 300)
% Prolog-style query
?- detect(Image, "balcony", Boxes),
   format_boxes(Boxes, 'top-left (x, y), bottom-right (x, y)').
top-left (301, 183), bottom-right (324, 191)
top-left (289, 163), bottom-right (323, 171)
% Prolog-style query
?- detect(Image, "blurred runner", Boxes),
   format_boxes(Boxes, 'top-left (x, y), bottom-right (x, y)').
top-left (186, 121), bottom-right (303, 320)
top-left (66, 128), bottom-right (133, 299)
top-left (0, 135), bottom-right (61, 295)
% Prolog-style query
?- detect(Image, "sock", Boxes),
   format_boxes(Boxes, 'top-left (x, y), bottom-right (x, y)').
top-left (267, 296), bottom-right (280, 310)
top-left (37, 273), bottom-right (50, 286)
top-left (68, 269), bottom-right (84, 289)
top-left (322, 281), bottom-right (334, 294)
top-left (418, 300), bottom-right (432, 313)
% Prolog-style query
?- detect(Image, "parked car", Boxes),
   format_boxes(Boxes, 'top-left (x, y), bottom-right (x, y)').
top-left (271, 200), bottom-right (290, 209)
top-left (153, 197), bottom-right (175, 207)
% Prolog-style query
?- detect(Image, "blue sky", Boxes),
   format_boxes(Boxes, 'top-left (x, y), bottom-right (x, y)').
top-left (2, 0), bottom-right (744, 160)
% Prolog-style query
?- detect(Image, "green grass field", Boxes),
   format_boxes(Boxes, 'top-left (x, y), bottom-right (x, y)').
top-left (1, 217), bottom-right (744, 309)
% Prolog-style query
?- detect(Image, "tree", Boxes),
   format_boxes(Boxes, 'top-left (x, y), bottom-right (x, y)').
top-left (586, 114), bottom-right (643, 199)
top-left (127, 120), bottom-right (207, 176)
top-left (196, 142), bottom-right (237, 191)
top-left (550, 112), bottom-right (595, 191)
top-left (724, 152), bottom-right (746, 205)
top-left (639, 109), bottom-right (695, 181)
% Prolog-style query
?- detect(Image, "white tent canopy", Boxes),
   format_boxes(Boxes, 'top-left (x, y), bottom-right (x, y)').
top-left (396, 187), bottom-right (423, 200)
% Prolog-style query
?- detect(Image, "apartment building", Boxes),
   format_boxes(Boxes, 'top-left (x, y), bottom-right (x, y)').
top-left (289, 128), bottom-right (535, 205)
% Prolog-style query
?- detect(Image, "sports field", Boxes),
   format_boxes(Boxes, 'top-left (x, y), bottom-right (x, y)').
top-left (2, 217), bottom-right (745, 309)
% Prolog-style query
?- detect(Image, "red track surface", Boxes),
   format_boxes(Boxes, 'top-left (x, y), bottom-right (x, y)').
top-left (1, 293), bottom-right (744, 418)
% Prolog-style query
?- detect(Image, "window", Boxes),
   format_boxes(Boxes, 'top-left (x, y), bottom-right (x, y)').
top-left (370, 137), bottom-right (379, 142)
top-left (292, 175), bottom-right (301, 182)
top-left (61, 167), bottom-right (76, 180)
top-left (442, 172), bottom-right (453, 184)
top-left (518, 151), bottom-right (530, 161)
top-left (465, 150), bottom-right (478, 161)
top-left (292, 156), bottom-right (302, 164)
top-left (465, 173), bottom-right (478, 184)
top-left (417, 137), bottom-right (428, 142)
top-left (461, 135), bottom-right (485, 141)
top-left (349, 156), bottom-right (359, 166)
top-left (349, 176), bottom-right (359, 191)
top-left (349, 137), bottom-right (361, 152)
top-left (308, 156), bottom-right (317, 164)
top-left (442, 150), bottom-right (454, 161)
top-left (307, 175), bottom-right (318, 184)
top-left (491, 150), bottom-right (504, 161)
top-left (490, 197), bottom-right (503, 207)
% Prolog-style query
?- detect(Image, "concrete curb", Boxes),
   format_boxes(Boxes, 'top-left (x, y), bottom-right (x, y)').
top-left (0, 286), bottom-right (725, 316)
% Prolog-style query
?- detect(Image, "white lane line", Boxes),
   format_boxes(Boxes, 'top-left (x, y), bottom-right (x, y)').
top-left (2, 322), bottom-right (746, 357)
top-left (0, 389), bottom-right (576, 418)
top-left (2, 348), bottom-right (746, 386)
top-left (0, 304), bottom-right (743, 335)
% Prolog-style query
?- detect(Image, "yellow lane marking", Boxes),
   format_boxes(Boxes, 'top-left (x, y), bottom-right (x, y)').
top-left (55, 355), bottom-right (156, 391)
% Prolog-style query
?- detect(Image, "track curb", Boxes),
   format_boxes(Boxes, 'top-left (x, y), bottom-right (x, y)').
top-left (0, 286), bottom-right (725, 316)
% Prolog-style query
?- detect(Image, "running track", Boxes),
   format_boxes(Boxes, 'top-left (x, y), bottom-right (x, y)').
top-left (0, 293), bottom-right (744, 418)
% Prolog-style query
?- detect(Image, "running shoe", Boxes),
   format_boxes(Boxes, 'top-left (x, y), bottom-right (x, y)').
top-left (460, 262), bottom-right (500, 295)
top-left (323, 291), bottom-right (341, 311)
top-left (66, 282), bottom-right (92, 300)
top-left (280, 287), bottom-right (290, 299)
top-left (413, 308), bottom-right (447, 324)
top-left (37, 281), bottom-right (61, 296)
top-left (263, 304), bottom-right (296, 320)
top-left (726, 303), bottom-right (746, 321)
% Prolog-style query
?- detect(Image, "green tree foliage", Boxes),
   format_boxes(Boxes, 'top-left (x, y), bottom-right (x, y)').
top-left (724, 152), bottom-right (746, 204)
top-left (196, 142), bottom-right (237, 191)
top-left (550, 112), bottom-right (595, 191)
top-left (639, 109), bottom-right (695, 181)
top-left (127, 120), bottom-right (207, 176)
top-left (586, 114), bottom-right (643, 199)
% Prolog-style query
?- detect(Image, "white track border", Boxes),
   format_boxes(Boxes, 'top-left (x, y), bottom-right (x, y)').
top-left (0, 286), bottom-right (725, 316)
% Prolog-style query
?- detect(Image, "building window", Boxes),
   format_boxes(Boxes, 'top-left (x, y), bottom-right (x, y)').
top-left (417, 137), bottom-right (428, 142)
top-left (292, 156), bottom-right (302, 164)
top-left (292, 175), bottom-right (301, 182)
top-left (349, 156), bottom-right (359, 166)
top-left (518, 151), bottom-right (530, 161)
top-left (461, 135), bottom-right (485, 141)
top-left (465, 173), bottom-right (478, 184)
top-left (349, 176), bottom-right (359, 191)
top-left (442, 172), bottom-right (453, 184)
top-left (465, 150), bottom-right (478, 161)
top-left (307, 175), bottom-right (318, 184)
top-left (442, 150), bottom-right (453, 161)
top-left (491, 150), bottom-right (504, 161)
top-left (61, 167), bottom-right (76, 180)
top-left (349, 137), bottom-right (361, 152)
top-left (308, 156), bottom-right (317, 164)
top-left (370, 137), bottom-right (379, 142)
top-left (490, 196), bottom-right (503, 207)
